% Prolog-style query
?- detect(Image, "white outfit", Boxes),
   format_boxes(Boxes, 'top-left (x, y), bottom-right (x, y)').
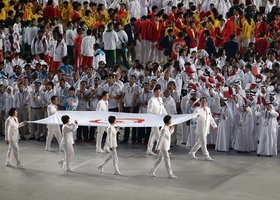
top-left (147, 96), bottom-right (167, 154)
top-left (82, 36), bottom-right (95, 57)
top-left (99, 125), bottom-right (120, 173)
top-left (189, 106), bottom-right (217, 158)
top-left (256, 109), bottom-right (279, 156)
top-left (46, 104), bottom-right (62, 150)
top-left (96, 99), bottom-right (109, 152)
top-left (5, 116), bottom-right (25, 166)
top-left (59, 123), bottom-right (78, 171)
top-left (234, 107), bottom-right (255, 152)
top-left (150, 125), bottom-right (175, 177)
top-left (53, 40), bottom-right (67, 62)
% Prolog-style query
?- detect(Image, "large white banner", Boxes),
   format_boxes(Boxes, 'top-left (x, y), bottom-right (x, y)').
top-left (29, 111), bottom-right (198, 127)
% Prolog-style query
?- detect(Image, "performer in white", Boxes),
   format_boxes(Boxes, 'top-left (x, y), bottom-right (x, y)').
top-left (97, 116), bottom-right (122, 175)
top-left (189, 97), bottom-right (218, 161)
top-left (149, 115), bottom-right (177, 179)
top-left (45, 96), bottom-right (62, 151)
top-left (58, 115), bottom-right (78, 172)
top-left (146, 87), bottom-right (167, 155)
top-left (5, 108), bottom-right (27, 168)
top-left (96, 91), bottom-right (110, 153)
top-left (256, 104), bottom-right (279, 156)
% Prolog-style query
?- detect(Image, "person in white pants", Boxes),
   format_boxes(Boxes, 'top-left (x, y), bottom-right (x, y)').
top-left (149, 115), bottom-right (177, 179)
top-left (5, 108), bottom-right (27, 168)
top-left (96, 91), bottom-right (110, 153)
top-left (146, 87), bottom-right (167, 155)
top-left (98, 116), bottom-right (122, 175)
top-left (189, 97), bottom-right (218, 161)
top-left (58, 115), bottom-right (78, 172)
top-left (45, 96), bottom-right (62, 151)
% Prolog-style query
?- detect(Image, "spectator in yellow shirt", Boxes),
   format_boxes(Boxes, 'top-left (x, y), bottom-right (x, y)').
top-left (82, 10), bottom-right (94, 29)
top-left (241, 13), bottom-right (255, 52)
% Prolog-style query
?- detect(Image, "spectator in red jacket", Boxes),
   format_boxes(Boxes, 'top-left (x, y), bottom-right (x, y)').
top-left (255, 32), bottom-right (269, 57)
top-left (71, 2), bottom-right (82, 21)
top-left (43, 0), bottom-right (58, 20)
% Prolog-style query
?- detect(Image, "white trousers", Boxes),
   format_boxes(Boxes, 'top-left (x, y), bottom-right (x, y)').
top-left (96, 127), bottom-right (107, 151)
top-left (46, 125), bottom-right (62, 150)
top-left (60, 143), bottom-right (74, 169)
top-left (6, 140), bottom-right (20, 164)
top-left (141, 40), bottom-right (151, 63)
top-left (147, 127), bottom-right (160, 153)
top-left (190, 134), bottom-right (210, 157)
top-left (100, 147), bottom-right (119, 171)
top-left (151, 149), bottom-right (173, 176)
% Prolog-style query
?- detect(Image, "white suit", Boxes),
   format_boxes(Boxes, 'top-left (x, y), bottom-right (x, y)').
top-left (59, 123), bottom-right (78, 171)
top-left (150, 125), bottom-right (175, 177)
top-left (190, 106), bottom-right (217, 157)
top-left (96, 99), bottom-right (109, 152)
top-left (99, 125), bottom-right (120, 173)
top-left (5, 116), bottom-right (25, 166)
top-left (46, 104), bottom-right (62, 151)
top-left (147, 96), bottom-right (167, 154)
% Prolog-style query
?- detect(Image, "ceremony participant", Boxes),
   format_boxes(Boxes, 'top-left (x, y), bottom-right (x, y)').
top-left (5, 108), bottom-right (27, 168)
top-left (96, 91), bottom-right (109, 153)
top-left (146, 87), bottom-right (167, 155)
top-left (149, 115), bottom-right (177, 179)
top-left (81, 29), bottom-right (95, 70)
top-left (256, 104), bottom-right (279, 157)
top-left (189, 97), bottom-right (218, 161)
top-left (58, 115), bottom-right (78, 172)
top-left (97, 115), bottom-right (122, 175)
top-left (45, 95), bottom-right (62, 151)
top-left (64, 87), bottom-right (79, 111)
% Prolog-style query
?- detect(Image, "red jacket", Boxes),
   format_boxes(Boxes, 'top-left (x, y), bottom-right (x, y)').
top-left (148, 21), bottom-right (160, 42)
top-left (175, 18), bottom-right (184, 30)
top-left (255, 37), bottom-right (269, 56)
top-left (225, 19), bottom-right (234, 35)
top-left (230, 15), bottom-right (243, 36)
top-left (186, 28), bottom-right (197, 48)
top-left (271, 20), bottom-right (280, 31)
top-left (168, 13), bottom-right (177, 21)
top-left (197, 27), bottom-right (206, 50)
top-left (71, 10), bottom-right (81, 21)
top-left (255, 20), bottom-right (268, 38)
top-left (43, 6), bottom-right (58, 20)
top-left (214, 26), bottom-right (229, 47)
top-left (139, 20), bottom-right (151, 40)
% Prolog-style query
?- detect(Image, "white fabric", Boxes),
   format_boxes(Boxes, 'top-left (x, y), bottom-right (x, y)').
top-left (30, 110), bottom-right (198, 127)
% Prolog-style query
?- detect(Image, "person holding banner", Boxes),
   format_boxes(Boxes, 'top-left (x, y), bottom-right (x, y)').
top-left (58, 115), bottom-right (78, 172)
top-left (97, 115), bottom-right (122, 175)
top-left (5, 108), bottom-right (27, 168)
top-left (189, 97), bottom-right (218, 161)
top-left (149, 115), bottom-right (177, 179)
top-left (146, 87), bottom-right (167, 156)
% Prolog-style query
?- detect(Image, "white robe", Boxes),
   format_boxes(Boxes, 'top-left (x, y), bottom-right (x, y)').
top-left (256, 109), bottom-right (279, 156)
top-left (234, 107), bottom-right (255, 152)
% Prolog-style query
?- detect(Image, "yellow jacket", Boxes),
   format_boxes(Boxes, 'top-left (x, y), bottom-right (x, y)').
top-left (57, 4), bottom-right (72, 23)
top-left (82, 16), bottom-right (94, 29)
top-left (241, 19), bottom-right (255, 39)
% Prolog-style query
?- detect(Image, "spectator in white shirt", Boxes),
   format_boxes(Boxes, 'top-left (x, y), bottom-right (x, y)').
top-left (66, 21), bottom-right (76, 66)
top-left (82, 29), bottom-right (95, 70)
top-left (93, 43), bottom-right (106, 70)
top-left (115, 22), bottom-right (129, 68)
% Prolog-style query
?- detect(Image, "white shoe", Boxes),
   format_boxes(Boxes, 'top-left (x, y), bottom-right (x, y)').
top-left (103, 148), bottom-right (110, 153)
top-left (149, 169), bottom-right (157, 177)
top-left (205, 156), bottom-right (214, 161)
top-left (189, 152), bottom-right (198, 159)
top-left (45, 147), bottom-right (54, 151)
top-left (5, 162), bottom-right (14, 167)
top-left (96, 149), bottom-right (106, 153)
top-left (146, 151), bottom-right (157, 156)
top-left (66, 168), bottom-right (75, 172)
top-left (97, 166), bottom-right (104, 173)
top-left (58, 161), bottom-right (64, 169)
top-left (168, 174), bottom-right (178, 179)
top-left (17, 163), bottom-right (24, 169)
top-left (114, 170), bottom-right (123, 175)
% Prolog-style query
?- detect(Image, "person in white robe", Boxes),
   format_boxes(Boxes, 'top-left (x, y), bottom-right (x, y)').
top-left (98, 116), bottom-right (122, 175)
top-left (96, 91), bottom-right (110, 153)
top-left (215, 98), bottom-right (233, 152)
top-left (189, 97), bottom-right (218, 161)
top-left (5, 108), bottom-right (27, 168)
top-left (202, 0), bottom-right (214, 12)
top-left (58, 115), bottom-right (78, 172)
top-left (234, 103), bottom-right (255, 152)
top-left (256, 104), bottom-right (279, 156)
top-left (149, 115), bottom-right (177, 179)
top-left (45, 96), bottom-right (62, 151)
top-left (146, 87), bottom-right (167, 155)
